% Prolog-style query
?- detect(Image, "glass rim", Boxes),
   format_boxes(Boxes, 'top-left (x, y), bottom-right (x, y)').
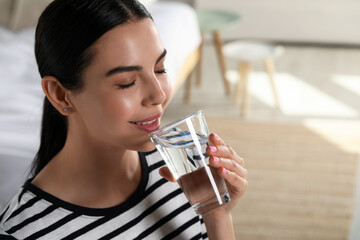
top-left (149, 110), bottom-right (204, 138)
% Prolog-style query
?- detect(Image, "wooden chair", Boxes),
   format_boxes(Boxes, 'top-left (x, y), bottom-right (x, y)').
top-left (195, 9), bottom-right (239, 97)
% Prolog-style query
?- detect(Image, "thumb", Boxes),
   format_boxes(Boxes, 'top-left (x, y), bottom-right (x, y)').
top-left (159, 167), bottom-right (176, 182)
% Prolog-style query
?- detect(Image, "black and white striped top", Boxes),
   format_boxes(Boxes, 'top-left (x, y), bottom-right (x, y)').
top-left (0, 150), bottom-right (208, 239)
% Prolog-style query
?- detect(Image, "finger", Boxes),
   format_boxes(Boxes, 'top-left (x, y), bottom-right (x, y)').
top-left (220, 168), bottom-right (248, 196)
top-left (208, 133), bottom-right (243, 164)
top-left (159, 167), bottom-right (176, 182)
top-left (209, 133), bottom-right (225, 146)
top-left (206, 145), bottom-right (243, 166)
top-left (210, 156), bottom-right (248, 179)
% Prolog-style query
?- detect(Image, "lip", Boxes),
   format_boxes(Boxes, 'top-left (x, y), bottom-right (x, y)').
top-left (135, 113), bottom-right (162, 123)
top-left (130, 112), bottom-right (162, 133)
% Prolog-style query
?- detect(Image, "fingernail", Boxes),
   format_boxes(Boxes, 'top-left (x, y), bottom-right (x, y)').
top-left (213, 133), bottom-right (220, 140)
top-left (222, 167), bottom-right (227, 173)
top-left (209, 146), bottom-right (217, 153)
top-left (213, 157), bottom-right (220, 163)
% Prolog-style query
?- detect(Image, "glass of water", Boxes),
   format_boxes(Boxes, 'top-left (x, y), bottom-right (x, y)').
top-left (149, 110), bottom-right (230, 214)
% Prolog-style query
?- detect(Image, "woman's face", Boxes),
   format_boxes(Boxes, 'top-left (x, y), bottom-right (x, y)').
top-left (68, 18), bottom-right (172, 151)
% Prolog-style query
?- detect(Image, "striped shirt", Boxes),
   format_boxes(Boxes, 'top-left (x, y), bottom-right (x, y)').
top-left (0, 150), bottom-right (208, 239)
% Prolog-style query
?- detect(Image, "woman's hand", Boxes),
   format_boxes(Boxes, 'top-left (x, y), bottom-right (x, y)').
top-left (202, 133), bottom-right (248, 240)
top-left (205, 133), bottom-right (248, 215)
top-left (159, 132), bottom-right (248, 214)
top-left (159, 133), bottom-right (247, 239)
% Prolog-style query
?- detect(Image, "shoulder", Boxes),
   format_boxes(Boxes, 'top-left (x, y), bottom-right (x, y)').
top-left (0, 181), bottom-right (66, 239)
top-left (0, 225), bottom-right (16, 239)
top-left (0, 187), bottom-right (29, 238)
top-left (0, 232), bottom-right (17, 240)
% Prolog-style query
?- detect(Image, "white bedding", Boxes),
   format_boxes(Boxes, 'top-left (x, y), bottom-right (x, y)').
top-left (0, 1), bottom-right (200, 210)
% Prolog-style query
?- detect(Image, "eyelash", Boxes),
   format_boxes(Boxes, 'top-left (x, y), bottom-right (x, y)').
top-left (155, 69), bottom-right (167, 74)
top-left (117, 80), bottom-right (135, 89)
top-left (117, 69), bottom-right (167, 89)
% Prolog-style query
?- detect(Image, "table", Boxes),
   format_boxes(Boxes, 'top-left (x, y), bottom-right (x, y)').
top-left (223, 40), bottom-right (284, 116)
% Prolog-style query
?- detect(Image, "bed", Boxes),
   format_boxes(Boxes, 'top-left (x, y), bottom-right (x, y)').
top-left (0, 0), bottom-right (201, 210)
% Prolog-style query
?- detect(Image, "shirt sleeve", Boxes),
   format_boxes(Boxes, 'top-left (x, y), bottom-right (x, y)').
top-left (0, 228), bottom-right (17, 240)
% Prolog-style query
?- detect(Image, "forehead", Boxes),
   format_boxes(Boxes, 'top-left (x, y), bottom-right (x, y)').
top-left (90, 18), bottom-right (163, 66)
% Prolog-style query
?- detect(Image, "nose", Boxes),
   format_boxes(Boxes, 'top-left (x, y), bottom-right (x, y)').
top-left (142, 74), bottom-right (167, 107)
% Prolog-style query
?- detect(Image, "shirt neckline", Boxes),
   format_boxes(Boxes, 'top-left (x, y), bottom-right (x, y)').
top-left (23, 151), bottom-right (151, 216)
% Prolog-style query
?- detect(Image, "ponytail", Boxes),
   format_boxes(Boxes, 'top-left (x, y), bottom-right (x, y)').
top-left (31, 98), bottom-right (67, 176)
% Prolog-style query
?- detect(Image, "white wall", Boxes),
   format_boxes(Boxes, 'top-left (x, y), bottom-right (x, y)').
top-left (196, 0), bottom-right (360, 45)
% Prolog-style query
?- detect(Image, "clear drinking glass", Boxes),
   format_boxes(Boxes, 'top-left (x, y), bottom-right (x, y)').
top-left (149, 110), bottom-right (230, 214)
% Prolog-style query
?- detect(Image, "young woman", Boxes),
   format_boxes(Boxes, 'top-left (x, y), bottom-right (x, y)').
top-left (0, 0), bottom-right (248, 239)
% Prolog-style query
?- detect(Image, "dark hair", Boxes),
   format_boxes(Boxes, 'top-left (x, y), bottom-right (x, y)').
top-left (31, 0), bottom-right (152, 176)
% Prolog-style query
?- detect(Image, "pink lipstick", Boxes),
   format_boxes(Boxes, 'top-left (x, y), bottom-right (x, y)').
top-left (130, 113), bottom-right (162, 133)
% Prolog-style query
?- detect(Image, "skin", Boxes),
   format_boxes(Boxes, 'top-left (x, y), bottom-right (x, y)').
top-left (33, 18), bottom-right (248, 239)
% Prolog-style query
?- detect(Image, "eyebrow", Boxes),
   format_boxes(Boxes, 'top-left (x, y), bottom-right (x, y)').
top-left (106, 49), bottom-right (167, 77)
top-left (156, 48), bottom-right (167, 64)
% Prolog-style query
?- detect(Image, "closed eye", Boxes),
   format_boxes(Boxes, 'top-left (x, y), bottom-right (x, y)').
top-left (155, 69), bottom-right (167, 74)
top-left (117, 80), bottom-right (135, 89)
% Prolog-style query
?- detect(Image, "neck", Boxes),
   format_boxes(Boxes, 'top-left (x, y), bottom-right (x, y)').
top-left (32, 128), bottom-right (142, 208)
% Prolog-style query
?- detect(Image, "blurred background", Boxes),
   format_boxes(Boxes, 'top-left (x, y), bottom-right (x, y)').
top-left (0, 0), bottom-right (359, 239)
top-left (163, 0), bottom-right (360, 239)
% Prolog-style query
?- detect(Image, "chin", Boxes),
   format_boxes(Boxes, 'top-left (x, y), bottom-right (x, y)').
top-left (137, 140), bottom-right (157, 153)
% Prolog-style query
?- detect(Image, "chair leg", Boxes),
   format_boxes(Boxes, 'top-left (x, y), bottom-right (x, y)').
top-left (184, 70), bottom-right (193, 103)
top-left (237, 62), bottom-right (251, 117)
top-left (196, 34), bottom-right (204, 87)
top-left (264, 58), bottom-right (281, 110)
top-left (213, 31), bottom-right (231, 96)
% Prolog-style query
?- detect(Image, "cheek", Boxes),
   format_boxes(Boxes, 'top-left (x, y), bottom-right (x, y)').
top-left (104, 94), bottom-right (137, 122)
top-left (162, 77), bottom-right (173, 104)
top-left (75, 89), bottom-right (134, 128)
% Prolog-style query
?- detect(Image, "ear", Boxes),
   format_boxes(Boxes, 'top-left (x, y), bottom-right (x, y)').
top-left (41, 76), bottom-right (73, 115)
